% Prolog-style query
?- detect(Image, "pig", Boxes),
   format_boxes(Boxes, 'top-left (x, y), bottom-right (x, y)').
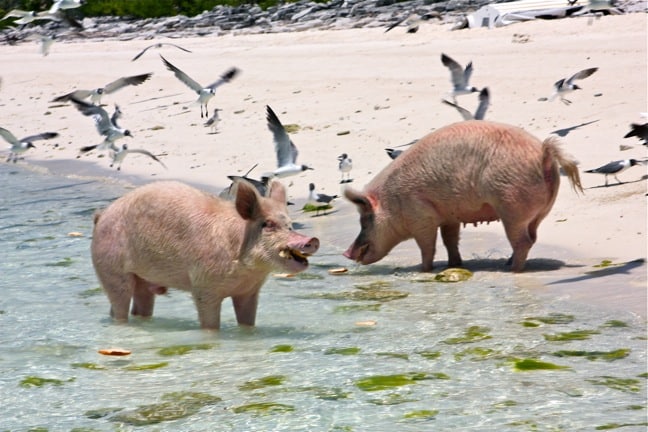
top-left (91, 179), bottom-right (319, 329)
top-left (344, 120), bottom-right (583, 272)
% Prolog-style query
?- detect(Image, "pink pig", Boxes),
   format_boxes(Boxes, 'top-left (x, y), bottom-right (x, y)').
top-left (344, 120), bottom-right (582, 272)
top-left (91, 179), bottom-right (319, 329)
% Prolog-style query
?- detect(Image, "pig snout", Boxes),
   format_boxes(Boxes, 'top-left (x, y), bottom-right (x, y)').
top-left (343, 241), bottom-right (370, 263)
top-left (278, 234), bottom-right (319, 273)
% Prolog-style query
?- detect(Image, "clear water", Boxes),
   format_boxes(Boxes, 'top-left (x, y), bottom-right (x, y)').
top-left (1, 163), bottom-right (645, 431)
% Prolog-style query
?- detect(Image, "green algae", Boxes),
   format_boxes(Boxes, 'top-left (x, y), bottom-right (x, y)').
top-left (524, 313), bottom-right (575, 325)
top-left (239, 375), bottom-right (286, 391)
top-left (596, 422), bottom-right (648, 430)
top-left (587, 376), bottom-right (642, 393)
top-left (376, 352), bottom-right (409, 361)
top-left (269, 344), bottom-right (294, 353)
top-left (302, 203), bottom-right (332, 213)
top-left (513, 358), bottom-right (571, 371)
top-left (552, 348), bottom-right (630, 361)
top-left (417, 350), bottom-right (442, 360)
top-left (454, 347), bottom-right (497, 361)
top-left (85, 407), bottom-right (123, 419)
top-left (403, 409), bottom-right (439, 420)
top-left (45, 257), bottom-right (74, 267)
top-left (593, 259), bottom-right (614, 268)
top-left (313, 387), bottom-right (351, 400)
top-left (123, 362), bottom-right (169, 371)
top-left (313, 282), bottom-right (408, 302)
top-left (334, 303), bottom-right (382, 313)
top-left (77, 287), bottom-right (103, 298)
top-left (520, 321), bottom-right (541, 327)
top-left (232, 402), bottom-right (295, 415)
top-left (20, 376), bottom-right (74, 388)
top-left (156, 343), bottom-right (214, 356)
top-left (71, 362), bottom-right (107, 370)
top-left (111, 392), bottom-right (222, 425)
top-left (325, 347), bottom-right (361, 356)
top-left (544, 329), bottom-right (600, 341)
top-left (602, 320), bottom-right (629, 328)
top-left (355, 372), bottom-right (448, 392)
top-left (443, 326), bottom-right (492, 344)
top-left (433, 268), bottom-right (473, 282)
top-left (368, 393), bottom-right (417, 405)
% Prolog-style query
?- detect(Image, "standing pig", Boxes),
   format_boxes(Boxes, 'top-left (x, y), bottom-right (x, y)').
top-left (91, 179), bottom-right (319, 329)
top-left (344, 120), bottom-right (582, 272)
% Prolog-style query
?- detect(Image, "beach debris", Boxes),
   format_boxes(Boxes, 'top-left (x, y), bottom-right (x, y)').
top-left (265, 105), bottom-right (313, 178)
top-left (434, 268), bottom-right (473, 282)
top-left (328, 267), bottom-right (348, 275)
top-left (67, 231), bottom-right (84, 237)
top-left (584, 158), bottom-right (641, 186)
top-left (1, 127), bottom-right (58, 163)
top-left (98, 348), bottom-right (132, 356)
top-left (355, 320), bottom-right (377, 327)
top-left (52, 73), bottom-right (152, 105)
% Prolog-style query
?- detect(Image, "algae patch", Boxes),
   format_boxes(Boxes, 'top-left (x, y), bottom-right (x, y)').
top-left (20, 376), bottom-right (74, 388)
top-left (512, 358), bottom-right (571, 371)
top-left (232, 402), bottom-right (295, 415)
top-left (156, 343), bottom-right (214, 356)
top-left (433, 268), bottom-right (473, 282)
top-left (355, 372), bottom-right (449, 391)
top-left (544, 329), bottom-right (600, 341)
top-left (586, 376), bottom-right (642, 393)
top-left (443, 326), bottom-right (492, 344)
top-left (110, 392), bottom-right (222, 425)
top-left (552, 348), bottom-right (630, 361)
top-left (239, 375), bottom-right (286, 391)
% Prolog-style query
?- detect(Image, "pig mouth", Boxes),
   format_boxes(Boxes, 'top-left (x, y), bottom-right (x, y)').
top-left (279, 248), bottom-right (311, 266)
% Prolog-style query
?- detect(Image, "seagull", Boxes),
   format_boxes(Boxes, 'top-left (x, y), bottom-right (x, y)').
top-left (549, 67), bottom-right (598, 105)
top-left (49, 0), bottom-right (85, 14)
top-left (1, 9), bottom-right (38, 25)
top-left (384, 12), bottom-right (437, 33)
top-left (441, 53), bottom-right (479, 102)
top-left (132, 42), bottom-right (192, 61)
top-left (52, 73), bottom-right (152, 105)
top-left (69, 98), bottom-right (132, 154)
top-left (40, 34), bottom-right (56, 56)
top-left (110, 143), bottom-right (167, 171)
top-left (338, 153), bottom-right (353, 183)
top-left (308, 183), bottom-right (338, 216)
top-left (442, 87), bottom-right (490, 121)
top-left (585, 159), bottom-right (641, 186)
top-left (0, 127), bottom-right (58, 163)
top-left (385, 148), bottom-right (403, 160)
top-left (624, 123), bottom-right (648, 145)
top-left (203, 108), bottom-right (221, 133)
top-left (265, 105), bottom-right (313, 178)
top-left (160, 55), bottom-right (239, 118)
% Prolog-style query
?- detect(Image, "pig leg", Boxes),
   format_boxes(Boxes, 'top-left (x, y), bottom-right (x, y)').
top-left (232, 291), bottom-right (259, 327)
top-left (192, 289), bottom-right (223, 330)
top-left (131, 275), bottom-right (155, 318)
top-left (440, 223), bottom-right (462, 267)
top-left (98, 272), bottom-right (135, 322)
top-left (502, 219), bottom-right (535, 272)
top-left (414, 228), bottom-right (439, 272)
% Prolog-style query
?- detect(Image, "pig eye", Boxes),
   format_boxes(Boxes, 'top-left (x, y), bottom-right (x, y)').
top-left (262, 220), bottom-right (276, 230)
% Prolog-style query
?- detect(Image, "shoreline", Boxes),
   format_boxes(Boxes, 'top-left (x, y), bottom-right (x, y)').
top-left (2, 13), bottom-right (646, 318)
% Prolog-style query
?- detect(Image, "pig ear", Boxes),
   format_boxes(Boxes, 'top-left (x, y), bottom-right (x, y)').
top-left (267, 180), bottom-right (287, 204)
top-left (235, 180), bottom-right (262, 221)
top-left (344, 187), bottom-right (373, 214)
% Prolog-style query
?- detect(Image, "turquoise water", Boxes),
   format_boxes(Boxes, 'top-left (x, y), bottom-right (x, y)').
top-left (1, 163), bottom-right (646, 431)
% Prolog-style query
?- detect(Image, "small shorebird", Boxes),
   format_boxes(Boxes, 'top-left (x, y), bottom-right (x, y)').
top-left (53, 73), bottom-right (152, 105)
top-left (69, 98), bottom-right (132, 154)
top-left (441, 53), bottom-right (479, 102)
top-left (1, 127), bottom-right (58, 163)
top-left (131, 42), bottom-right (192, 61)
top-left (265, 105), bottom-right (313, 178)
top-left (442, 87), bottom-right (490, 121)
top-left (624, 123), bottom-right (648, 145)
top-left (110, 143), bottom-right (167, 171)
top-left (585, 159), bottom-right (641, 186)
top-left (549, 67), bottom-right (598, 105)
top-left (203, 108), bottom-right (221, 133)
top-left (308, 183), bottom-right (338, 216)
top-left (160, 55), bottom-right (239, 118)
top-left (338, 153), bottom-right (353, 183)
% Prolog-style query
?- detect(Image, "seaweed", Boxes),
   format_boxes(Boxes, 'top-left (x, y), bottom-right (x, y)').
top-left (443, 326), bottom-right (492, 344)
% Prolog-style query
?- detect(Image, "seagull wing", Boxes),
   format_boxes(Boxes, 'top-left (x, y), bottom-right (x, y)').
top-left (0, 127), bottom-right (19, 145)
top-left (474, 87), bottom-right (490, 120)
top-left (103, 73), bottom-right (152, 94)
top-left (20, 132), bottom-right (59, 142)
top-left (160, 55), bottom-right (203, 93)
top-left (585, 160), bottom-right (622, 174)
top-left (123, 149), bottom-right (167, 169)
top-left (442, 99), bottom-right (473, 121)
top-left (166, 43), bottom-right (192, 53)
top-left (205, 67), bottom-right (240, 90)
top-left (2, 9), bottom-right (32, 19)
top-left (566, 67), bottom-right (598, 85)
top-left (131, 45), bottom-right (154, 61)
top-left (463, 61), bottom-right (474, 86)
top-left (384, 15), bottom-right (407, 33)
top-left (52, 89), bottom-right (92, 102)
top-left (70, 97), bottom-right (112, 135)
top-left (441, 53), bottom-right (466, 88)
top-left (266, 105), bottom-right (296, 167)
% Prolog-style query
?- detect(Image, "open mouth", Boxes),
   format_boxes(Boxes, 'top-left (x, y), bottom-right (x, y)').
top-left (279, 248), bottom-right (310, 265)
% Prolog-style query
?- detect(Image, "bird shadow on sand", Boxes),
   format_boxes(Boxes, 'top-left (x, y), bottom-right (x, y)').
top-left (550, 119), bottom-right (599, 137)
top-left (546, 258), bottom-right (645, 285)
top-left (585, 175), bottom-right (647, 190)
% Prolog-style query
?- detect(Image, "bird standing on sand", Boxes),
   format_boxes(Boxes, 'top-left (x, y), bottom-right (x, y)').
top-left (265, 105), bottom-right (313, 178)
top-left (624, 123), bottom-right (648, 145)
top-left (441, 53), bottom-right (479, 102)
top-left (442, 87), bottom-right (490, 121)
top-left (160, 55), bottom-right (239, 118)
top-left (69, 98), bottom-right (132, 154)
top-left (549, 67), bottom-right (598, 105)
top-left (204, 108), bottom-right (221, 133)
top-left (585, 159), bottom-right (641, 186)
top-left (1, 127), bottom-right (58, 163)
top-left (308, 183), bottom-right (338, 216)
top-left (338, 153), bottom-right (353, 183)
top-left (52, 73), bottom-right (152, 105)
top-left (110, 143), bottom-right (167, 171)
top-left (131, 42), bottom-right (192, 61)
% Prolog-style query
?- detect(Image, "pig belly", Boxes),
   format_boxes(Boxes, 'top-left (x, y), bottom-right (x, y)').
top-left (454, 203), bottom-right (500, 226)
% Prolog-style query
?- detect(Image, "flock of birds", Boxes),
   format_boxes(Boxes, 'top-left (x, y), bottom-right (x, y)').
top-left (1, 7), bottom-right (646, 211)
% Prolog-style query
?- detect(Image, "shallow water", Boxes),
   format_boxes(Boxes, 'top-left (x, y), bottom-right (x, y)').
top-left (1, 163), bottom-right (646, 431)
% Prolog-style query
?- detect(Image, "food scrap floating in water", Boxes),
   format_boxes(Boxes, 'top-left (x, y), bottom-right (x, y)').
top-left (98, 348), bottom-right (131, 356)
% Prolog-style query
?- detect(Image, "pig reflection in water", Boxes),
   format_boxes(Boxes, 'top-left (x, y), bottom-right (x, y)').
top-left (344, 120), bottom-right (583, 272)
top-left (91, 179), bottom-right (319, 329)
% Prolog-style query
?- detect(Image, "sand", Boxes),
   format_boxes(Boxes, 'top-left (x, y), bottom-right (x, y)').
top-left (1, 13), bottom-right (645, 316)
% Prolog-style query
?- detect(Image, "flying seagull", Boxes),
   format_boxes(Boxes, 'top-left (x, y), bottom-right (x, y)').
top-left (308, 183), bottom-right (338, 216)
top-left (442, 87), bottom-right (490, 121)
top-left (69, 98), bottom-right (132, 154)
top-left (265, 105), bottom-right (313, 178)
top-left (49, 0), bottom-right (85, 14)
top-left (385, 137), bottom-right (418, 160)
top-left (110, 143), bottom-right (167, 171)
top-left (131, 42), bottom-right (192, 61)
top-left (338, 153), bottom-right (353, 183)
top-left (52, 73), bottom-right (152, 105)
top-left (384, 12), bottom-right (438, 33)
top-left (549, 67), bottom-right (598, 105)
top-left (160, 55), bottom-right (239, 118)
top-left (624, 123), bottom-right (648, 145)
top-left (1, 127), bottom-right (58, 163)
top-left (585, 159), bottom-right (641, 186)
top-left (441, 53), bottom-right (479, 102)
